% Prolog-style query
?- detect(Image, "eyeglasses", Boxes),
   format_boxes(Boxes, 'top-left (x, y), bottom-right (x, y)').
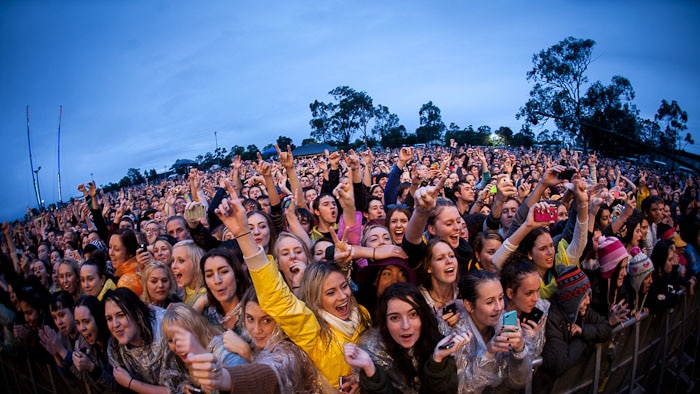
top-left (386, 203), bottom-right (410, 210)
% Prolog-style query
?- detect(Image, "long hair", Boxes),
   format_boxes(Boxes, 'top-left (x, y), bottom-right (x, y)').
top-left (299, 261), bottom-right (370, 343)
top-left (161, 303), bottom-right (222, 349)
top-left (272, 232), bottom-right (312, 264)
top-left (112, 228), bottom-right (138, 259)
top-left (103, 288), bottom-right (155, 346)
top-left (239, 286), bottom-right (284, 348)
top-left (378, 282), bottom-right (442, 379)
top-left (140, 261), bottom-right (178, 306)
top-left (418, 238), bottom-right (456, 291)
top-left (199, 247), bottom-right (250, 316)
top-left (172, 240), bottom-right (205, 290)
top-left (246, 210), bottom-right (278, 252)
top-left (75, 295), bottom-right (110, 346)
top-left (650, 239), bottom-right (675, 275)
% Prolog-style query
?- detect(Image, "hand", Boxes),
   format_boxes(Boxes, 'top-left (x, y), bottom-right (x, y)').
top-left (569, 323), bottom-right (582, 336)
top-left (441, 309), bottom-right (460, 327)
top-left (542, 165), bottom-right (566, 188)
top-left (169, 326), bottom-right (207, 359)
top-left (330, 227), bottom-right (352, 266)
top-left (333, 181), bottom-right (354, 210)
top-left (608, 300), bottom-right (630, 326)
top-left (525, 202), bottom-right (555, 228)
top-left (364, 148), bottom-right (375, 166)
top-left (38, 326), bottom-right (63, 355)
top-left (215, 179), bottom-right (249, 237)
top-left (433, 332), bottom-right (471, 363)
top-left (398, 147), bottom-right (414, 164)
top-left (372, 244), bottom-right (408, 260)
top-left (252, 152), bottom-right (272, 177)
top-left (186, 352), bottom-right (231, 391)
top-left (488, 322), bottom-right (525, 354)
top-left (222, 329), bottom-right (252, 362)
top-left (113, 365), bottom-right (132, 388)
top-left (343, 343), bottom-right (375, 377)
top-left (517, 182), bottom-right (532, 201)
top-left (345, 149), bottom-right (361, 172)
top-left (275, 144), bottom-right (294, 169)
top-left (328, 151), bottom-right (341, 168)
top-left (136, 248), bottom-right (152, 268)
top-left (413, 175), bottom-right (446, 213)
top-left (72, 349), bottom-right (95, 372)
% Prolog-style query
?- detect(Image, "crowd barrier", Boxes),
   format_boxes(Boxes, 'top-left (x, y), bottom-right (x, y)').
top-left (1, 288), bottom-right (699, 394)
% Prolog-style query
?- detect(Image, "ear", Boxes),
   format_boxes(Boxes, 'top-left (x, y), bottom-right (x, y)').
top-left (427, 225), bottom-right (436, 236)
top-left (527, 252), bottom-right (533, 261)
top-left (506, 287), bottom-right (515, 300)
top-left (463, 300), bottom-right (474, 313)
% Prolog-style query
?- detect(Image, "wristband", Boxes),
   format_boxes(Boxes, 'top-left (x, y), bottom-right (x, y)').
top-left (128, 378), bottom-right (133, 390)
top-left (235, 231), bottom-right (251, 239)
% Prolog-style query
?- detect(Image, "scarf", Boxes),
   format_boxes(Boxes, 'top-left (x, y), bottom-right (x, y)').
top-left (319, 307), bottom-right (362, 338)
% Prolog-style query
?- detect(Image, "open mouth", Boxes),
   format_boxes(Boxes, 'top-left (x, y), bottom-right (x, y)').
top-left (336, 302), bottom-right (349, 318)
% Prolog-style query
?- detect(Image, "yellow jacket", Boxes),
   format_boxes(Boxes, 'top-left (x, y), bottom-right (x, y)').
top-left (245, 247), bottom-right (369, 389)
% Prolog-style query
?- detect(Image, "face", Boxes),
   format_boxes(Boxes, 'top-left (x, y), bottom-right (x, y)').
top-left (371, 187), bottom-right (384, 200)
top-left (147, 267), bottom-right (172, 305)
top-left (648, 203), bottom-right (663, 223)
top-left (37, 244), bottom-right (50, 261)
top-left (171, 246), bottom-right (195, 288)
top-left (386, 298), bottom-right (421, 349)
top-left (248, 213), bottom-right (271, 251)
top-left (20, 300), bottom-right (41, 330)
top-left (466, 279), bottom-right (504, 331)
top-left (144, 222), bottom-right (161, 244)
top-left (313, 240), bottom-right (333, 263)
top-left (80, 265), bottom-right (105, 297)
top-left (249, 187), bottom-right (263, 200)
top-left (617, 257), bottom-right (629, 287)
top-left (477, 238), bottom-right (502, 272)
top-left (304, 188), bottom-right (318, 206)
top-left (641, 273), bottom-right (653, 293)
top-left (579, 292), bottom-right (591, 316)
top-left (388, 211), bottom-right (409, 245)
top-left (108, 235), bottom-right (128, 266)
top-left (58, 263), bottom-right (78, 294)
top-left (244, 301), bottom-right (277, 349)
top-left (154, 211), bottom-right (165, 224)
top-left (507, 272), bottom-right (540, 315)
top-left (314, 196), bottom-right (338, 225)
top-left (74, 306), bottom-right (99, 345)
top-left (427, 242), bottom-right (458, 287)
top-left (458, 183), bottom-right (475, 203)
top-left (663, 247), bottom-right (676, 273)
top-left (500, 200), bottom-right (519, 230)
top-left (276, 237), bottom-right (308, 285)
top-left (366, 200), bottom-right (386, 221)
top-left (167, 219), bottom-right (190, 242)
top-left (529, 233), bottom-right (555, 273)
top-left (153, 240), bottom-right (173, 265)
top-left (31, 260), bottom-right (49, 286)
top-left (364, 226), bottom-right (392, 249)
top-left (429, 206), bottom-right (462, 248)
top-left (50, 251), bottom-right (62, 266)
top-left (51, 307), bottom-right (76, 337)
top-left (203, 256), bottom-right (238, 303)
top-left (321, 271), bottom-right (352, 320)
top-left (105, 300), bottom-right (141, 346)
top-left (376, 265), bottom-right (408, 297)
top-left (557, 204), bottom-right (569, 222)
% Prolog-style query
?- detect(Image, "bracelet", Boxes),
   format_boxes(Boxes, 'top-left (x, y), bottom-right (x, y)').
top-left (128, 378), bottom-right (133, 390)
top-left (578, 203), bottom-right (588, 209)
top-left (235, 231), bottom-right (251, 239)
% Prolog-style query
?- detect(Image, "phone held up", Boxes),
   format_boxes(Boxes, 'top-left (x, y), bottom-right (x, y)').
top-left (534, 206), bottom-right (558, 222)
top-left (522, 307), bottom-right (544, 325)
top-left (502, 310), bottom-right (517, 332)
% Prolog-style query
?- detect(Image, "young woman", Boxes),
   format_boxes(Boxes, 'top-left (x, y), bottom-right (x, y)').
top-left (171, 239), bottom-right (207, 312)
top-left (104, 288), bottom-right (181, 394)
top-left (215, 183), bottom-right (371, 391)
top-left (200, 247), bottom-right (250, 330)
top-left (71, 295), bottom-right (117, 393)
top-left (459, 269), bottom-right (531, 393)
top-left (385, 205), bottom-right (411, 246)
top-left (140, 261), bottom-right (180, 308)
top-left (419, 239), bottom-right (462, 331)
top-left (355, 257), bottom-right (417, 321)
top-left (470, 232), bottom-right (504, 273)
top-left (272, 232), bottom-right (312, 295)
top-left (161, 303), bottom-right (248, 393)
top-left (248, 210), bottom-right (278, 255)
top-left (13, 279), bottom-right (54, 363)
top-left (346, 282), bottom-right (466, 394)
top-left (108, 228), bottom-right (142, 296)
top-left (57, 258), bottom-right (82, 302)
top-left (648, 239), bottom-right (684, 314)
top-left (152, 235), bottom-right (176, 266)
top-left (80, 259), bottom-right (116, 301)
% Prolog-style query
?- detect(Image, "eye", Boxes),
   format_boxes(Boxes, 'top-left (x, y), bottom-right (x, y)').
top-left (388, 315), bottom-right (400, 322)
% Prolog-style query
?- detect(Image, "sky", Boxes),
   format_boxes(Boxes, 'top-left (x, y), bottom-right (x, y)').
top-left (1, 0), bottom-right (699, 221)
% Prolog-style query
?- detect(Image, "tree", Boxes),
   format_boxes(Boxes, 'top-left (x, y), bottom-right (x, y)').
top-left (517, 37), bottom-right (596, 151)
top-left (416, 101), bottom-right (446, 143)
top-left (582, 76), bottom-right (638, 155)
top-left (242, 144), bottom-right (259, 161)
top-left (309, 86), bottom-right (375, 148)
top-left (654, 100), bottom-right (688, 151)
top-left (373, 105), bottom-right (408, 148)
top-left (126, 168), bottom-right (145, 185)
top-left (495, 126), bottom-right (514, 145)
top-left (276, 136), bottom-right (295, 151)
top-left (511, 125), bottom-right (536, 147)
top-left (301, 138), bottom-right (317, 146)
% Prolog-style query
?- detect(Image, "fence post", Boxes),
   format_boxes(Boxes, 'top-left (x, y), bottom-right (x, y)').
top-left (593, 343), bottom-right (602, 393)
top-left (628, 317), bottom-right (641, 394)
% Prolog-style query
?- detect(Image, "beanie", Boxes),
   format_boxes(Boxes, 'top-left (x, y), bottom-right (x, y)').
top-left (657, 223), bottom-right (674, 241)
top-left (597, 236), bottom-right (628, 280)
top-left (628, 247), bottom-right (653, 293)
top-left (556, 265), bottom-right (591, 324)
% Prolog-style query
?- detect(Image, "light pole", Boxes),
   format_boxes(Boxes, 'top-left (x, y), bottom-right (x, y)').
top-left (34, 166), bottom-right (44, 209)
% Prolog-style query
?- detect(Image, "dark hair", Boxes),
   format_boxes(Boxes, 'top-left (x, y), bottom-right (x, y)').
top-left (517, 227), bottom-right (551, 257)
top-left (80, 258), bottom-right (110, 280)
top-left (459, 269), bottom-right (500, 304)
top-left (200, 248), bottom-right (251, 316)
top-left (75, 295), bottom-right (109, 346)
top-left (641, 195), bottom-right (664, 215)
top-left (312, 193), bottom-right (338, 212)
top-left (49, 290), bottom-right (75, 312)
top-left (419, 238), bottom-right (455, 290)
top-left (650, 239), bottom-right (675, 274)
top-left (112, 228), bottom-right (138, 258)
top-left (17, 277), bottom-right (52, 328)
top-left (378, 282), bottom-right (442, 381)
top-left (103, 288), bottom-right (155, 346)
top-left (500, 259), bottom-right (538, 296)
top-left (246, 210), bottom-right (278, 250)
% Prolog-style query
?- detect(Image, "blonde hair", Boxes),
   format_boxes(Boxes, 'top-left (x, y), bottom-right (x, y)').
top-left (272, 232), bottom-right (312, 263)
top-left (172, 240), bottom-right (205, 290)
top-left (161, 303), bottom-right (221, 350)
top-left (140, 261), bottom-right (177, 306)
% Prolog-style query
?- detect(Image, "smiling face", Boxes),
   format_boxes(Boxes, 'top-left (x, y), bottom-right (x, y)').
top-left (244, 301), bottom-right (277, 349)
top-left (465, 279), bottom-right (504, 333)
top-left (506, 272), bottom-right (540, 315)
top-left (203, 256), bottom-right (238, 305)
top-left (105, 300), bottom-right (141, 346)
top-left (58, 263), bottom-right (78, 294)
top-left (153, 240), bottom-right (173, 265)
top-left (74, 306), bottom-right (99, 345)
top-left (429, 206), bottom-right (462, 248)
top-left (146, 267), bottom-right (172, 305)
top-left (171, 246), bottom-right (195, 289)
top-left (320, 271), bottom-right (352, 320)
top-left (388, 210), bottom-right (409, 245)
top-left (20, 300), bottom-right (41, 330)
top-left (364, 226), bottom-right (392, 249)
top-left (108, 235), bottom-right (128, 267)
top-left (386, 298), bottom-right (422, 349)
top-left (427, 241), bottom-right (458, 287)
top-left (51, 307), bottom-right (76, 337)
top-left (248, 213), bottom-right (271, 252)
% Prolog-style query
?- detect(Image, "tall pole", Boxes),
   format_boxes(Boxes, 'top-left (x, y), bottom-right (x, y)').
top-left (57, 105), bottom-right (63, 202)
top-left (214, 130), bottom-right (218, 151)
top-left (34, 167), bottom-right (43, 209)
top-left (26, 106), bottom-right (42, 209)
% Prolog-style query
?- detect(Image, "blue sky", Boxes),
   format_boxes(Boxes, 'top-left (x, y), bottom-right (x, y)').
top-left (1, 0), bottom-right (699, 221)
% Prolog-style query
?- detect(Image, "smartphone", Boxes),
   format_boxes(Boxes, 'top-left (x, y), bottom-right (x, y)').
top-left (502, 310), bottom-right (517, 331)
top-left (189, 387), bottom-right (204, 394)
top-left (339, 375), bottom-right (353, 393)
top-left (522, 307), bottom-right (544, 324)
top-left (611, 190), bottom-right (620, 199)
top-left (489, 185), bottom-right (497, 194)
top-left (138, 243), bottom-right (148, 253)
top-left (438, 341), bottom-right (455, 350)
top-left (558, 168), bottom-right (576, 180)
top-left (442, 303), bottom-right (457, 316)
top-left (534, 206), bottom-right (558, 222)
top-left (184, 204), bottom-right (206, 222)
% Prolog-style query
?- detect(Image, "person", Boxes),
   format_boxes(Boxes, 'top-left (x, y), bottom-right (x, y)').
top-left (587, 236), bottom-right (631, 323)
top-left (57, 258), bottom-right (82, 302)
top-left (248, 210), bottom-right (278, 255)
top-left (539, 266), bottom-right (611, 391)
top-left (458, 269), bottom-right (531, 393)
top-left (13, 278), bottom-right (54, 363)
top-left (624, 247), bottom-right (654, 315)
top-left (500, 260), bottom-right (549, 358)
top-left (418, 239), bottom-right (462, 332)
top-left (648, 239), bottom-right (684, 314)
top-left (152, 235), bottom-right (176, 266)
top-left (271, 232), bottom-right (312, 296)
top-left (71, 295), bottom-right (118, 393)
top-left (80, 258), bottom-right (116, 301)
top-left (355, 257), bottom-right (417, 321)
top-left (140, 261), bottom-right (180, 308)
top-left (39, 291), bottom-right (80, 379)
top-left (385, 205), bottom-right (412, 246)
top-left (215, 180), bottom-right (372, 391)
top-left (171, 239), bottom-right (208, 312)
top-left (470, 232), bottom-right (504, 273)
top-left (345, 282), bottom-right (467, 394)
top-left (200, 247), bottom-right (250, 331)
top-left (161, 302), bottom-right (248, 393)
top-left (108, 228), bottom-right (143, 296)
top-left (104, 288), bottom-right (180, 393)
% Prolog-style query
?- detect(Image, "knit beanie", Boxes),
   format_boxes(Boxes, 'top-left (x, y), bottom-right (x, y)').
top-left (597, 236), bottom-right (628, 280)
top-left (556, 265), bottom-right (591, 324)
top-left (628, 247), bottom-right (653, 294)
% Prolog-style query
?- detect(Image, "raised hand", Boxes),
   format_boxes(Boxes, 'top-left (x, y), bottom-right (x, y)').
top-left (413, 175), bottom-right (446, 213)
top-left (275, 144), bottom-right (294, 169)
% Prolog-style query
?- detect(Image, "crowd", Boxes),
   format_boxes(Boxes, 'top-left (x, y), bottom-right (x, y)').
top-left (1, 141), bottom-right (698, 393)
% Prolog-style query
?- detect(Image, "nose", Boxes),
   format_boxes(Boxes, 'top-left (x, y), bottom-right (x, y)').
top-left (401, 316), bottom-right (410, 329)
top-left (213, 273), bottom-right (222, 284)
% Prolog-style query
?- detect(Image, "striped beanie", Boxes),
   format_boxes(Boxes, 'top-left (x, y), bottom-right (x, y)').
top-left (628, 247), bottom-right (653, 294)
top-left (597, 236), bottom-right (628, 280)
top-left (556, 265), bottom-right (591, 323)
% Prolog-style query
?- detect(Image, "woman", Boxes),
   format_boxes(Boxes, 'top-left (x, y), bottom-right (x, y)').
top-left (30, 258), bottom-right (52, 289)
top-left (140, 261), bottom-right (180, 308)
top-left (215, 185), bottom-right (372, 391)
top-left (152, 235), bottom-right (176, 266)
top-left (470, 232), bottom-right (504, 273)
top-left (312, 238), bottom-right (334, 263)
top-left (248, 210), bottom-right (278, 255)
top-left (201, 247), bottom-right (250, 330)
top-left (500, 260), bottom-right (549, 358)
top-left (418, 239), bottom-right (462, 332)
top-left (272, 232), bottom-right (312, 295)
top-left (459, 269), bottom-right (531, 393)
top-left (355, 257), bottom-right (417, 321)
top-left (161, 303), bottom-right (248, 393)
top-left (57, 258), bottom-right (82, 302)
top-left (171, 239), bottom-right (207, 312)
top-left (104, 288), bottom-right (180, 393)
top-left (385, 205), bottom-right (411, 246)
top-left (80, 259), bottom-right (116, 301)
top-left (624, 247), bottom-right (654, 315)
top-left (648, 239), bottom-right (684, 314)
top-left (71, 295), bottom-right (117, 393)
top-left (13, 278), bottom-right (53, 363)
top-left (108, 228), bottom-right (142, 296)
top-left (142, 220), bottom-right (163, 246)
top-left (346, 282), bottom-right (466, 394)
top-left (588, 236), bottom-right (632, 322)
